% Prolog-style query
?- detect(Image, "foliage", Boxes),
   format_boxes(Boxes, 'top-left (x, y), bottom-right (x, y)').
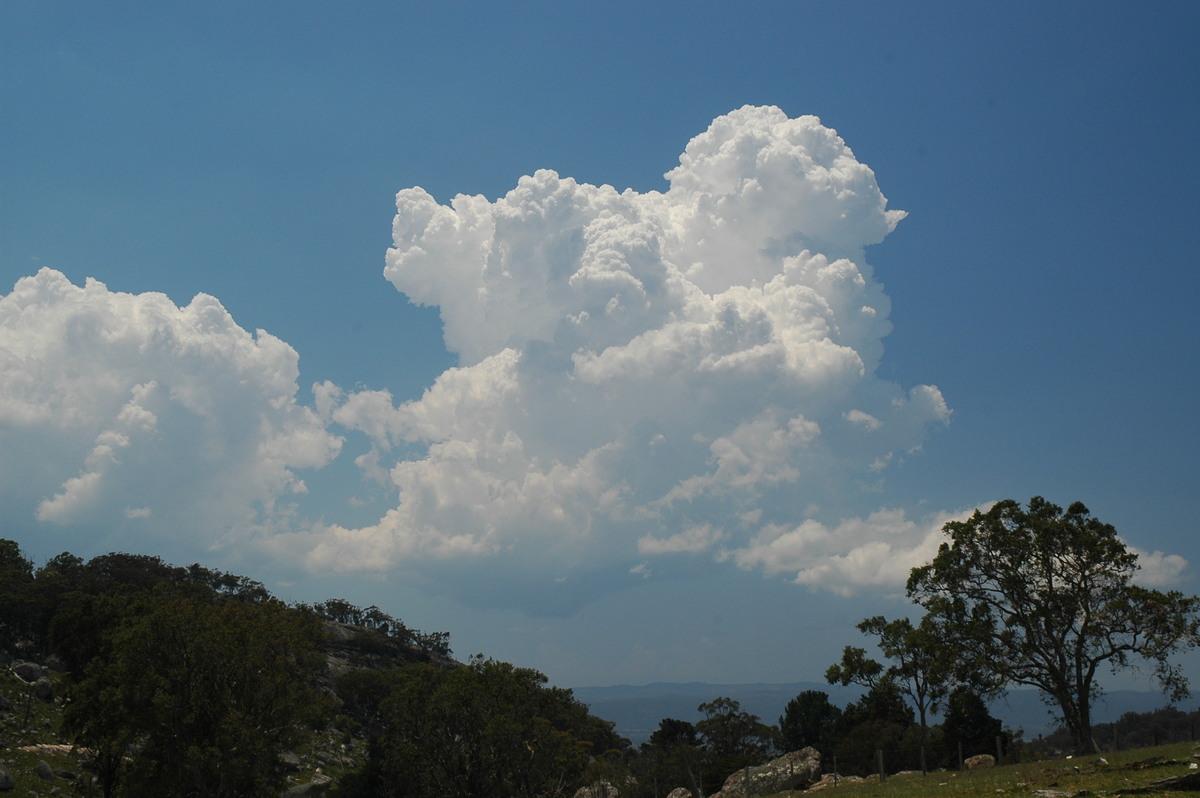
top-left (778, 690), bottom-right (842, 760)
top-left (696, 696), bottom-right (778, 792)
top-left (827, 614), bottom-right (953, 772)
top-left (907, 497), bottom-right (1200, 754)
top-left (941, 687), bottom-right (1003, 762)
top-left (62, 593), bottom-right (328, 798)
top-left (634, 718), bottom-right (705, 798)
top-left (374, 656), bottom-right (607, 797)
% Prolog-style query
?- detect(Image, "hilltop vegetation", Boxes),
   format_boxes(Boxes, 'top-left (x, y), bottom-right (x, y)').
top-left (4, 496), bottom-right (1200, 796)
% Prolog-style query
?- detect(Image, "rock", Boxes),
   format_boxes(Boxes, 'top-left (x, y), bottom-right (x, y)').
top-left (11, 661), bottom-right (44, 683)
top-left (283, 774), bottom-right (333, 797)
top-left (965, 754), bottom-right (995, 770)
top-left (44, 655), bottom-right (66, 672)
top-left (0, 693), bottom-right (12, 711)
top-left (279, 750), bottom-right (302, 770)
top-left (0, 765), bottom-right (14, 791)
top-left (806, 773), bottom-right (865, 792)
top-left (713, 748), bottom-right (822, 797)
top-left (665, 790), bottom-right (692, 798)
top-left (574, 782), bottom-right (618, 798)
top-left (33, 677), bottom-right (54, 701)
top-left (34, 761), bottom-right (54, 781)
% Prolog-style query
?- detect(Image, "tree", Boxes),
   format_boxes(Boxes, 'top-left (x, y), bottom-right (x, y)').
top-left (0, 539), bottom-right (35, 650)
top-left (377, 657), bottom-right (599, 797)
top-left (830, 681), bottom-right (914, 776)
top-left (826, 614), bottom-right (952, 773)
top-left (63, 594), bottom-right (327, 797)
top-left (941, 686), bottom-right (1003, 761)
top-left (907, 496), bottom-right (1200, 754)
top-left (695, 697), bottom-right (776, 793)
top-left (778, 690), bottom-right (842, 759)
top-left (637, 718), bottom-right (705, 798)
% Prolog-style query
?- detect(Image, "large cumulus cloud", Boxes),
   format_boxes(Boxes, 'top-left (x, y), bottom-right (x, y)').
top-left (308, 106), bottom-right (953, 596)
top-left (0, 269), bottom-right (341, 552)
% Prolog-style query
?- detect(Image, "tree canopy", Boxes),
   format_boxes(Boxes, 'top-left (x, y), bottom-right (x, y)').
top-left (907, 496), bottom-right (1200, 754)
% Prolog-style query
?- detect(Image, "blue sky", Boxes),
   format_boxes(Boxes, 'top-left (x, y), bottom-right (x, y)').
top-left (3, 1), bottom-right (1199, 693)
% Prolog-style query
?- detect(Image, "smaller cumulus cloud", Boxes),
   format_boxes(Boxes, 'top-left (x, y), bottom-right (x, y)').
top-left (1128, 544), bottom-right (1189, 587)
top-left (722, 507), bottom-right (973, 596)
top-left (0, 269), bottom-right (341, 552)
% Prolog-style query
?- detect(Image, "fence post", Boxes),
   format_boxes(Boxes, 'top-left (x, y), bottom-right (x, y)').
top-left (877, 749), bottom-right (886, 782)
top-left (995, 735), bottom-right (1003, 765)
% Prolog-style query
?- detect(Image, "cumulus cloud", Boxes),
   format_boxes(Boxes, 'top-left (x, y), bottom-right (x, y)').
top-left (304, 106), bottom-right (953, 597)
top-left (0, 269), bottom-right (341, 551)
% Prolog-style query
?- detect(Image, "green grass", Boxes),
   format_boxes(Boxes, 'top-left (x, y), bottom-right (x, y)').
top-left (762, 742), bottom-right (1200, 797)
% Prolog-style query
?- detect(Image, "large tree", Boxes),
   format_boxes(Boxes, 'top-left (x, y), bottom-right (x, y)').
top-left (907, 496), bottom-right (1200, 754)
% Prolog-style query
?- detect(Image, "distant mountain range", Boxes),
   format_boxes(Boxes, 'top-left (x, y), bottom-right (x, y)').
top-left (571, 681), bottom-right (1185, 745)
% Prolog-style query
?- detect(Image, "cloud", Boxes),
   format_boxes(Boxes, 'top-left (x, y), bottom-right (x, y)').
top-left (722, 507), bottom-right (972, 597)
top-left (304, 106), bottom-right (953, 600)
top-left (1128, 545), bottom-right (1189, 587)
top-left (0, 268), bottom-right (342, 552)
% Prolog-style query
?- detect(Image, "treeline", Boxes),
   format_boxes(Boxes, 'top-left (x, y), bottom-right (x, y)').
top-left (0, 539), bottom-right (625, 798)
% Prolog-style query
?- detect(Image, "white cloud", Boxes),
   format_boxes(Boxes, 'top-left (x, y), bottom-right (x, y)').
top-left (1128, 544), bottom-right (1189, 587)
top-left (301, 106), bottom-right (954, 597)
top-left (639, 525), bottom-right (726, 556)
top-left (0, 268), bottom-right (342, 551)
top-left (723, 507), bottom-right (971, 596)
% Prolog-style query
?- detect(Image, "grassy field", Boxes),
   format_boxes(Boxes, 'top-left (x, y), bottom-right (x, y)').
top-left (766, 741), bottom-right (1200, 797)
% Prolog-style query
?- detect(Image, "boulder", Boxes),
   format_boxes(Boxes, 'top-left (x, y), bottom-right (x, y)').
top-left (665, 789), bottom-right (693, 798)
top-left (713, 748), bottom-right (821, 797)
top-left (34, 761), bottom-right (54, 781)
top-left (33, 676), bottom-right (54, 701)
top-left (0, 765), bottom-right (14, 791)
top-left (806, 772), bottom-right (865, 792)
top-left (283, 774), bottom-right (333, 797)
top-left (11, 661), bottom-right (44, 683)
top-left (965, 754), bottom-right (995, 770)
top-left (574, 781), bottom-right (619, 798)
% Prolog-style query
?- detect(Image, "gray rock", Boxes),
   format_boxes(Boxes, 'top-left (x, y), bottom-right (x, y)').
top-left (33, 677), bottom-right (54, 701)
top-left (965, 753), bottom-right (995, 770)
top-left (573, 781), bottom-right (618, 798)
top-left (282, 774), bottom-right (333, 797)
top-left (665, 790), bottom-right (693, 798)
top-left (11, 661), bottom-right (44, 683)
top-left (713, 748), bottom-right (822, 798)
top-left (34, 761), bottom-right (54, 781)
top-left (0, 765), bottom-right (14, 791)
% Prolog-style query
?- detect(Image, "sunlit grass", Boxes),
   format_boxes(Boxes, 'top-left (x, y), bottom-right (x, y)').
top-left (762, 741), bottom-right (1199, 797)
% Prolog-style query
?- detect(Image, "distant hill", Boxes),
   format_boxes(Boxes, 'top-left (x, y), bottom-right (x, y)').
top-left (572, 681), bottom-right (1187, 745)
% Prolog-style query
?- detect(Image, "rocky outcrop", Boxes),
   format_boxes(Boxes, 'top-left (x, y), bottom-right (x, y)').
top-left (965, 754), bottom-right (995, 770)
top-left (11, 661), bottom-right (45, 683)
top-left (573, 781), bottom-right (619, 798)
top-left (711, 748), bottom-right (822, 797)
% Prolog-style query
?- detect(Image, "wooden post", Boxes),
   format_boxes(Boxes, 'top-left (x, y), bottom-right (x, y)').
top-left (877, 749), bottom-right (886, 782)
top-left (958, 740), bottom-right (964, 771)
top-left (995, 735), bottom-right (1003, 765)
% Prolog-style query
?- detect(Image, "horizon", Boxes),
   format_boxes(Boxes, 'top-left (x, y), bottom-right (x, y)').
top-left (3, 1), bottom-right (1199, 691)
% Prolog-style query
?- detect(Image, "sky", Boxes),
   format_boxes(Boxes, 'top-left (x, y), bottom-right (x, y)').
top-left (3, 1), bottom-right (1199, 695)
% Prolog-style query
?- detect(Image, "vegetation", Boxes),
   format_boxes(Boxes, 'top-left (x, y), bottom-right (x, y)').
top-left (3, 494), bottom-right (1200, 795)
top-left (908, 496), bottom-right (1200, 754)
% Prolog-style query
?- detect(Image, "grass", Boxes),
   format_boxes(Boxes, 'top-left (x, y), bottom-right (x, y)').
top-left (762, 741), bottom-right (1200, 797)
